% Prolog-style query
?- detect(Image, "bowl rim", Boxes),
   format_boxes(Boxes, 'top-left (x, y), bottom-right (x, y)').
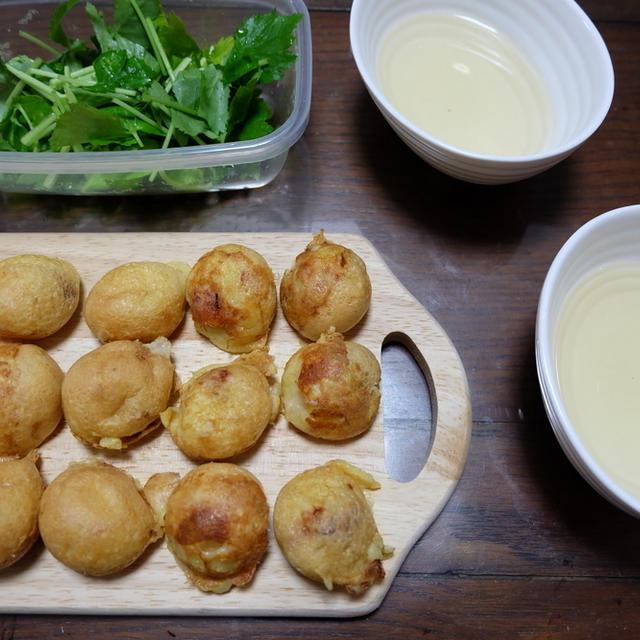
top-left (349, 0), bottom-right (615, 165)
top-left (536, 203), bottom-right (640, 517)
top-left (0, 0), bottom-right (313, 174)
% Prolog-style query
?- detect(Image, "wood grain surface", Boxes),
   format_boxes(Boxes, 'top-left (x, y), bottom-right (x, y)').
top-left (0, 232), bottom-right (470, 617)
top-left (1, 0), bottom-right (640, 637)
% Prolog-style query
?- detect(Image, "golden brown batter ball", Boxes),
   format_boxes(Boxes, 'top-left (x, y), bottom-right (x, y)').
top-left (38, 460), bottom-right (161, 576)
top-left (0, 254), bottom-right (80, 340)
top-left (281, 331), bottom-right (380, 440)
top-left (164, 463), bottom-right (269, 593)
top-left (61, 337), bottom-right (175, 450)
top-left (84, 261), bottom-right (189, 343)
top-left (161, 348), bottom-right (280, 460)
top-left (0, 343), bottom-right (63, 457)
top-left (0, 451), bottom-right (45, 570)
top-left (279, 231), bottom-right (371, 340)
top-left (186, 244), bottom-right (276, 353)
top-left (273, 459), bottom-right (393, 594)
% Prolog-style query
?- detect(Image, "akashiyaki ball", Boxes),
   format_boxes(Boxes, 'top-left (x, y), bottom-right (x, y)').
top-left (280, 231), bottom-right (371, 340)
top-left (186, 244), bottom-right (276, 353)
top-left (61, 338), bottom-right (175, 450)
top-left (281, 331), bottom-right (380, 440)
top-left (0, 342), bottom-right (63, 457)
top-left (38, 460), bottom-right (162, 576)
top-left (0, 254), bottom-right (80, 340)
top-left (0, 451), bottom-right (44, 570)
top-left (273, 459), bottom-right (393, 595)
top-left (161, 348), bottom-right (280, 460)
top-left (84, 261), bottom-right (189, 343)
top-left (164, 463), bottom-right (269, 593)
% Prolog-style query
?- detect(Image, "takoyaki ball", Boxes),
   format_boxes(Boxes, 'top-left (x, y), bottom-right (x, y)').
top-left (0, 451), bottom-right (44, 570)
top-left (38, 460), bottom-right (161, 576)
top-left (61, 338), bottom-right (175, 450)
top-left (186, 244), bottom-right (276, 353)
top-left (161, 348), bottom-right (280, 460)
top-left (84, 261), bottom-right (189, 343)
top-left (164, 463), bottom-right (269, 593)
top-left (0, 343), bottom-right (63, 457)
top-left (273, 459), bottom-right (393, 595)
top-left (0, 254), bottom-right (80, 340)
top-left (279, 231), bottom-right (371, 341)
top-left (281, 331), bottom-right (380, 440)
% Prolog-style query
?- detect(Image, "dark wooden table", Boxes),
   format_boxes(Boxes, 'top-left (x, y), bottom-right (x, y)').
top-left (1, 0), bottom-right (640, 637)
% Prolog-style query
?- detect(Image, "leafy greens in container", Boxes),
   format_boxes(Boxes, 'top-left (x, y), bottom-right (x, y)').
top-left (0, 0), bottom-right (301, 153)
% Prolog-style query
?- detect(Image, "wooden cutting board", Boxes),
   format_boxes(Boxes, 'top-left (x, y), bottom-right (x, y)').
top-left (0, 232), bottom-right (471, 617)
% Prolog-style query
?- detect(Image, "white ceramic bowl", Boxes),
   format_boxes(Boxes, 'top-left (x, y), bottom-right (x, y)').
top-left (349, 0), bottom-right (614, 185)
top-left (536, 204), bottom-right (640, 518)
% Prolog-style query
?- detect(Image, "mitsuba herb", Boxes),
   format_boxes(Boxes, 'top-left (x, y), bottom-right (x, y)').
top-left (0, 0), bottom-right (301, 152)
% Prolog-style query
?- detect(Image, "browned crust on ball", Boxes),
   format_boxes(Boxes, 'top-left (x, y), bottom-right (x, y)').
top-left (164, 463), bottom-right (269, 593)
top-left (186, 245), bottom-right (276, 353)
top-left (279, 232), bottom-right (371, 340)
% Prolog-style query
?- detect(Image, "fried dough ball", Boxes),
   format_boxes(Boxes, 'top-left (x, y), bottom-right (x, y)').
top-left (281, 331), bottom-right (380, 440)
top-left (61, 338), bottom-right (175, 450)
top-left (161, 349), bottom-right (280, 460)
top-left (0, 451), bottom-right (44, 570)
top-left (0, 254), bottom-right (80, 340)
top-left (280, 231), bottom-right (371, 340)
top-left (38, 460), bottom-right (161, 576)
top-left (0, 343), bottom-right (63, 457)
top-left (84, 261), bottom-right (189, 343)
top-left (186, 244), bottom-right (276, 353)
top-left (273, 459), bottom-right (393, 595)
top-left (164, 463), bottom-right (269, 593)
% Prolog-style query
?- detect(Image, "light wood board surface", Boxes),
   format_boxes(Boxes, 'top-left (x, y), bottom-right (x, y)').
top-left (0, 232), bottom-right (471, 617)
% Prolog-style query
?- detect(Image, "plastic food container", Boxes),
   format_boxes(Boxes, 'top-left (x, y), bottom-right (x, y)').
top-left (0, 0), bottom-right (312, 195)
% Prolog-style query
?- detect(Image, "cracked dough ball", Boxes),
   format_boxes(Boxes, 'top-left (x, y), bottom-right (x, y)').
top-left (164, 463), bottom-right (269, 593)
top-left (38, 460), bottom-right (161, 576)
top-left (0, 342), bottom-right (63, 457)
top-left (186, 244), bottom-right (276, 353)
top-left (84, 261), bottom-right (189, 343)
top-left (280, 231), bottom-right (371, 340)
top-left (62, 338), bottom-right (175, 450)
top-left (0, 451), bottom-right (44, 570)
top-left (281, 331), bottom-right (380, 440)
top-left (161, 349), bottom-right (280, 460)
top-left (0, 254), bottom-right (80, 340)
top-left (273, 459), bottom-right (392, 595)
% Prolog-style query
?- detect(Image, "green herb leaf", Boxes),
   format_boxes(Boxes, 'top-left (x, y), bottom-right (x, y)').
top-left (158, 11), bottom-right (200, 59)
top-left (93, 49), bottom-right (155, 91)
top-left (50, 102), bottom-right (129, 147)
top-left (236, 97), bottom-right (273, 141)
top-left (1, 0), bottom-right (301, 165)
top-left (50, 0), bottom-right (84, 47)
top-left (113, 0), bottom-right (164, 49)
top-left (223, 10), bottom-right (301, 84)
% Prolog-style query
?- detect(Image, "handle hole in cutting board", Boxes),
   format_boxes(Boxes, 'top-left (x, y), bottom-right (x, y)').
top-left (381, 332), bottom-right (435, 483)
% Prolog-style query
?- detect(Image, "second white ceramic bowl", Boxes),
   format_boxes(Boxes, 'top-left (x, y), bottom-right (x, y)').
top-left (350, 0), bottom-right (615, 184)
top-left (536, 204), bottom-right (640, 518)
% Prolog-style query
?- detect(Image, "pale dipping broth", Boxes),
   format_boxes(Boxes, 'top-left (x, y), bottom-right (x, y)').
top-left (555, 262), bottom-right (640, 500)
top-left (377, 12), bottom-right (553, 156)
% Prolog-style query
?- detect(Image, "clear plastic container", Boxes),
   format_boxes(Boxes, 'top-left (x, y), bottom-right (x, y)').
top-left (0, 0), bottom-right (312, 195)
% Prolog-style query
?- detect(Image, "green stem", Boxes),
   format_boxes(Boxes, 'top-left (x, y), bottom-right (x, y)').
top-left (126, 0), bottom-right (172, 79)
top-left (18, 30), bottom-right (60, 56)
top-left (6, 62), bottom-right (62, 105)
top-left (112, 97), bottom-right (168, 131)
top-left (141, 92), bottom-right (200, 118)
top-left (20, 112), bottom-right (58, 147)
